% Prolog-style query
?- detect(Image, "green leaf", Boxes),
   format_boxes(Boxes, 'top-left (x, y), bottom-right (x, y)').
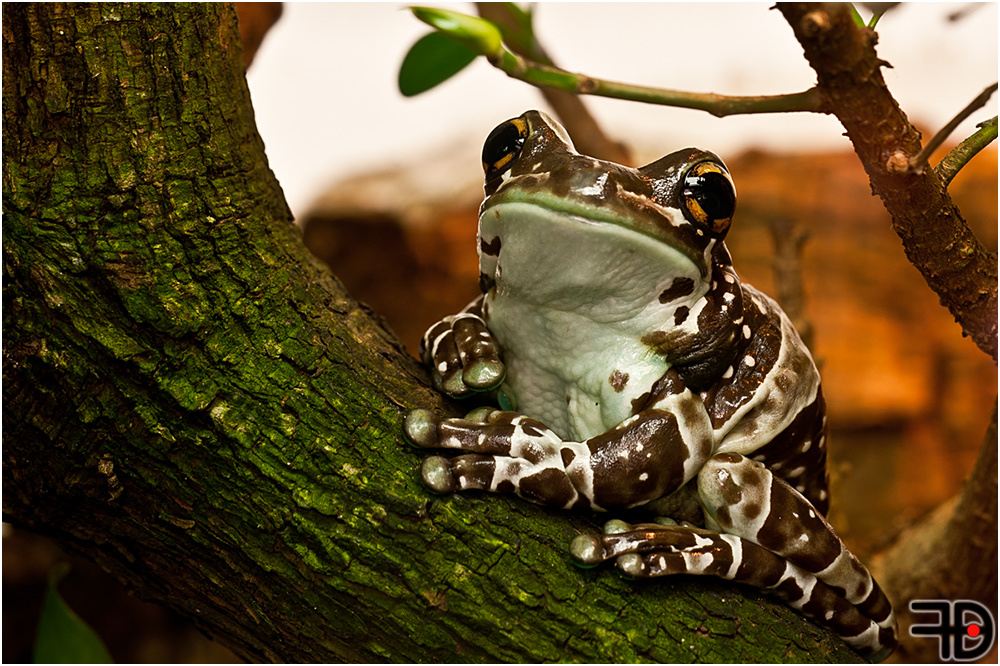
top-left (33, 564), bottom-right (113, 664)
top-left (398, 31), bottom-right (478, 97)
top-left (488, 3), bottom-right (537, 58)
top-left (847, 3), bottom-right (866, 27)
top-left (410, 6), bottom-right (503, 56)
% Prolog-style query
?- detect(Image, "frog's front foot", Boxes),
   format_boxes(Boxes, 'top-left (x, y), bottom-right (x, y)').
top-left (402, 408), bottom-right (443, 449)
top-left (403, 407), bottom-right (594, 507)
top-left (420, 312), bottom-right (505, 397)
top-left (403, 407), bottom-right (500, 493)
top-left (403, 406), bottom-right (497, 448)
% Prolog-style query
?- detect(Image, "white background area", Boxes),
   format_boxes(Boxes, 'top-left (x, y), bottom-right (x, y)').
top-left (245, 2), bottom-right (999, 218)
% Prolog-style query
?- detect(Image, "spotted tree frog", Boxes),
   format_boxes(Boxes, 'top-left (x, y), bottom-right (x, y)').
top-left (404, 110), bottom-right (896, 660)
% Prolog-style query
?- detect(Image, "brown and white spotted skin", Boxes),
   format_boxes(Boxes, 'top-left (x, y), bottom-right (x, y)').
top-left (404, 110), bottom-right (896, 660)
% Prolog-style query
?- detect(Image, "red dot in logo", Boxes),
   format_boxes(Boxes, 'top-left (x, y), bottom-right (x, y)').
top-left (967, 624), bottom-right (981, 638)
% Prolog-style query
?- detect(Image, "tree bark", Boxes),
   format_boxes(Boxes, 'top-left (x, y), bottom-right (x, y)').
top-left (777, 3), bottom-right (998, 362)
top-left (873, 406), bottom-right (998, 662)
top-left (778, 4), bottom-right (998, 660)
top-left (2, 3), bottom-right (863, 662)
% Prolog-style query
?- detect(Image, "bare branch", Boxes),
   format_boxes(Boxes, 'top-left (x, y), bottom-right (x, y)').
top-left (778, 2), bottom-right (997, 362)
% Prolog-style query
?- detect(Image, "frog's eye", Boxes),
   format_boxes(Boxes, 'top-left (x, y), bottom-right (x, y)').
top-left (482, 117), bottom-right (528, 184)
top-left (681, 162), bottom-right (736, 236)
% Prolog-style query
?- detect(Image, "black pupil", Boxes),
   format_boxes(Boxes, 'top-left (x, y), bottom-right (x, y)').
top-left (686, 171), bottom-right (735, 220)
top-left (483, 122), bottom-right (523, 174)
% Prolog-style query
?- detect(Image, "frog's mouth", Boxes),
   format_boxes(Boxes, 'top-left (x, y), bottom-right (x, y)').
top-left (481, 187), bottom-right (713, 275)
top-left (478, 200), bottom-right (712, 318)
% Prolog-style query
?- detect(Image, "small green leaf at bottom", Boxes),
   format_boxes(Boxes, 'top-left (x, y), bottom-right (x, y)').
top-left (33, 564), bottom-right (113, 664)
top-left (399, 31), bottom-right (478, 97)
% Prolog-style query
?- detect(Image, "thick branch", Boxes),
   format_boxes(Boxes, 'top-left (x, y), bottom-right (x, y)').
top-left (778, 4), bottom-right (998, 659)
top-left (2, 3), bottom-right (860, 662)
top-left (777, 3), bottom-right (997, 361)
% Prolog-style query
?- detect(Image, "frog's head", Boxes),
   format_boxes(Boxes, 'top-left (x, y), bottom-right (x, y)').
top-left (477, 110), bottom-right (736, 321)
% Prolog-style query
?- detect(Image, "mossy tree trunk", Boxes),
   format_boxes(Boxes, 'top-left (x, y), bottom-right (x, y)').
top-left (3, 4), bottom-right (862, 662)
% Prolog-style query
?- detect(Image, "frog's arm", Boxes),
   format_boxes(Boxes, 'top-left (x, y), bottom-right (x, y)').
top-left (570, 453), bottom-right (897, 661)
top-left (418, 295), bottom-right (505, 397)
top-left (404, 369), bottom-right (715, 511)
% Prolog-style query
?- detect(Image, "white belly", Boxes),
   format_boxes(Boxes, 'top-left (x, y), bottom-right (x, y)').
top-left (486, 296), bottom-right (669, 442)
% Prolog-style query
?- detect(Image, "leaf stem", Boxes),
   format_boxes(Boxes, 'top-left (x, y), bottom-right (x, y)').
top-left (936, 116), bottom-right (998, 186)
top-left (489, 48), bottom-right (825, 117)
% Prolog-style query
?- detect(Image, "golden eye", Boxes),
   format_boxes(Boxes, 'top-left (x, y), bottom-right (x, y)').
top-left (681, 161), bottom-right (736, 236)
top-left (482, 117), bottom-right (528, 183)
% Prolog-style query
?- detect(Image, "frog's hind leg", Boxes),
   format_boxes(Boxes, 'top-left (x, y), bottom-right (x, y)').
top-left (570, 452), bottom-right (897, 661)
top-left (573, 523), bottom-right (891, 659)
top-left (696, 452), bottom-right (896, 653)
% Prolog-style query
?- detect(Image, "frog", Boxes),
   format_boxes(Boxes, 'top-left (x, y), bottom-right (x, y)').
top-left (403, 110), bottom-right (897, 661)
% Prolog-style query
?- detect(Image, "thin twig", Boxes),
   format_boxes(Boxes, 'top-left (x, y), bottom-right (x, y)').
top-left (414, 6), bottom-right (826, 118)
top-left (475, 3), bottom-right (631, 163)
top-left (489, 49), bottom-right (826, 117)
top-left (936, 116), bottom-right (998, 186)
top-left (908, 82), bottom-right (998, 173)
top-left (947, 3), bottom-right (986, 22)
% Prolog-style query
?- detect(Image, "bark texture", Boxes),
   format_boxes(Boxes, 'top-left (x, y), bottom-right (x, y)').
top-left (778, 3), bottom-right (998, 362)
top-left (3, 4), bottom-right (861, 662)
top-left (778, 4), bottom-right (998, 660)
top-left (874, 407), bottom-right (998, 662)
